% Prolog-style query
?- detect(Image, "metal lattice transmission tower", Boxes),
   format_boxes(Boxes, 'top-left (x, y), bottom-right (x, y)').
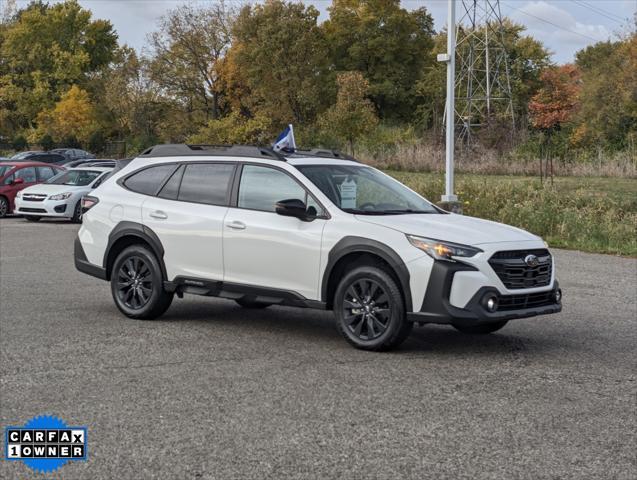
top-left (454, 0), bottom-right (515, 143)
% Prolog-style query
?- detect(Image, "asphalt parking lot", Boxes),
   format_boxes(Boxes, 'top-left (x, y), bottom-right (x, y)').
top-left (0, 216), bottom-right (635, 479)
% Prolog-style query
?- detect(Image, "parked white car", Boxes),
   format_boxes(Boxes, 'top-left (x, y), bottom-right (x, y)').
top-left (15, 166), bottom-right (113, 222)
top-left (74, 145), bottom-right (562, 351)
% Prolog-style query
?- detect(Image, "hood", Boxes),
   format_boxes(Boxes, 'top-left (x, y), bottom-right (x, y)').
top-left (355, 213), bottom-right (540, 246)
top-left (21, 184), bottom-right (89, 196)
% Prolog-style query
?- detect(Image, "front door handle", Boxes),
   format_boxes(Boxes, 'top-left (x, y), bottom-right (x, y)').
top-left (226, 220), bottom-right (246, 230)
top-left (149, 210), bottom-right (168, 220)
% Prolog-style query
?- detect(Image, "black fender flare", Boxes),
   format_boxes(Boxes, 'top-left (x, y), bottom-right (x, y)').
top-left (321, 236), bottom-right (413, 312)
top-left (103, 221), bottom-right (167, 280)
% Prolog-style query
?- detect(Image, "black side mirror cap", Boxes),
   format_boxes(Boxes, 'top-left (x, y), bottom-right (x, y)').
top-left (275, 198), bottom-right (314, 221)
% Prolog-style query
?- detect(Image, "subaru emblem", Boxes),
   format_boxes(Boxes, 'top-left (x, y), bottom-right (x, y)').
top-left (524, 254), bottom-right (539, 267)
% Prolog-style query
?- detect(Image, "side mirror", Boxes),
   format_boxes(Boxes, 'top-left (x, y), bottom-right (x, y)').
top-left (275, 198), bottom-right (313, 221)
top-left (12, 178), bottom-right (24, 185)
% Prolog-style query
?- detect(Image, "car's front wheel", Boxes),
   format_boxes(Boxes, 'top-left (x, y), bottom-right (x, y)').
top-left (334, 265), bottom-right (412, 351)
top-left (0, 196), bottom-right (8, 218)
top-left (110, 245), bottom-right (173, 320)
top-left (71, 200), bottom-right (82, 223)
top-left (452, 321), bottom-right (508, 334)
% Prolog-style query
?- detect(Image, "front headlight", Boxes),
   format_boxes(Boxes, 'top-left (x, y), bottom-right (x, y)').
top-left (406, 234), bottom-right (482, 261)
top-left (49, 192), bottom-right (72, 201)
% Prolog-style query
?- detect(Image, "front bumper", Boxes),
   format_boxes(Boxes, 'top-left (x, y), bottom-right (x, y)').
top-left (14, 196), bottom-right (72, 217)
top-left (407, 260), bottom-right (562, 325)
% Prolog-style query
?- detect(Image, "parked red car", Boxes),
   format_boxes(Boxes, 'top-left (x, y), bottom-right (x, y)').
top-left (0, 161), bottom-right (65, 217)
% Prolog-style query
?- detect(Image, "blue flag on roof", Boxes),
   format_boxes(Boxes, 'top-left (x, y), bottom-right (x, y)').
top-left (273, 124), bottom-right (296, 153)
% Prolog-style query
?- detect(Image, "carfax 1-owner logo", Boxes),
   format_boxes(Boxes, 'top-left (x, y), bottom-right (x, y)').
top-left (4, 415), bottom-right (88, 474)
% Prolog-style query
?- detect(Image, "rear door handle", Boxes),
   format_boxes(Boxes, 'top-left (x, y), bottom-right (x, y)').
top-left (226, 220), bottom-right (246, 230)
top-left (149, 210), bottom-right (168, 220)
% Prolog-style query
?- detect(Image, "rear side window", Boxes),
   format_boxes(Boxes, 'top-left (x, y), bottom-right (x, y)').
top-left (158, 165), bottom-right (184, 200)
top-left (178, 163), bottom-right (234, 206)
top-left (124, 164), bottom-right (178, 196)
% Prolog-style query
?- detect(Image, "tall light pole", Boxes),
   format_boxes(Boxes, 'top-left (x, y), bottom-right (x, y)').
top-left (438, 0), bottom-right (457, 204)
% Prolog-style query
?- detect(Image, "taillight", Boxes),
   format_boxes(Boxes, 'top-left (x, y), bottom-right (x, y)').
top-left (81, 195), bottom-right (99, 213)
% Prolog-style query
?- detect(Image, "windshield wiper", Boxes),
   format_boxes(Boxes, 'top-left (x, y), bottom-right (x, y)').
top-left (343, 208), bottom-right (436, 215)
top-left (376, 209), bottom-right (437, 215)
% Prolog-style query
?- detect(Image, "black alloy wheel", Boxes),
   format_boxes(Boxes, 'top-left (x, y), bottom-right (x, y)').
top-left (342, 279), bottom-right (391, 341)
top-left (116, 256), bottom-right (153, 310)
top-left (110, 245), bottom-right (173, 320)
top-left (334, 265), bottom-right (412, 351)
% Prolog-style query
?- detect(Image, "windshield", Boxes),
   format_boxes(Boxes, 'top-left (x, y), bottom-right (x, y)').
top-left (296, 165), bottom-right (438, 214)
top-left (0, 166), bottom-right (14, 177)
top-left (46, 170), bottom-right (102, 186)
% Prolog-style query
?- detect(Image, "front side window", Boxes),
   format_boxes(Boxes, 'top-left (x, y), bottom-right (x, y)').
top-left (238, 165), bottom-right (309, 213)
top-left (177, 163), bottom-right (235, 206)
top-left (47, 170), bottom-right (102, 186)
top-left (297, 165), bottom-right (438, 215)
top-left (124, 164), bottom-right (178, 196)
top-left (37, 167), bottom-right (56, 181)
top-left (15, 167), bottom-right (36, 183)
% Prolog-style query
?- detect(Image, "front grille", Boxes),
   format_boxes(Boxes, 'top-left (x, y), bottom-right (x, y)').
top-left (497, 291), bottom-right (555, 311)
top-left (19, 207), bottom-right (47, 213)
top-left (489, 249), bottom-right (552, 289)
top-left (22, 194), bottom-right (47, 202)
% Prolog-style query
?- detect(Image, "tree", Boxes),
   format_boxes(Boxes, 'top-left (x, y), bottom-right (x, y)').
top-left (40, 134), bottom-right (54, 151)
top-left (35, 85), bottom-right (98, 143)
top-left (0, 0), bottom-right (117, 137)
top-left (529, 64), bottom-right (581, 181)
top-left (323, 0), bottom-right (435, 120)
top-left (571, 35), bottom-right (637, 150)
top-left (218, 0), bottom-right (330, 129)
top-left (147, 2), bottom-right (235, 124)
top-left (318, 71), bottom-right (378, 153)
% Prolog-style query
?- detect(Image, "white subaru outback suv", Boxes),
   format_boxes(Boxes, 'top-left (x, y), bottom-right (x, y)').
top-left (74, 144), bottom-right (561, 351)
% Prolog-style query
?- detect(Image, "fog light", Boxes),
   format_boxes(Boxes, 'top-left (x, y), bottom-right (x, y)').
top-left (484, 295), bottom-right (498, 312)
top-left (554, 288), bottom-right (562, 303)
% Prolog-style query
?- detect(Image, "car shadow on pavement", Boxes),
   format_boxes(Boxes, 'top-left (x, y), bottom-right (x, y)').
top-left (157, 297), bottom-right (567, 356)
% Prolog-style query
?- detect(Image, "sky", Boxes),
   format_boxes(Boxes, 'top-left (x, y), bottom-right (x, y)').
top-left (13, 0), bottom-right (637, 63)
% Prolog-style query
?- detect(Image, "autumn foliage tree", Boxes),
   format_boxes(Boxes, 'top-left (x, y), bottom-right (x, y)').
top-left (35, 85), bottom-right (98, 143)
top-left (529, 64), bottom-right (581, 180)
top-left (318, 71), bottom-right (379, 153)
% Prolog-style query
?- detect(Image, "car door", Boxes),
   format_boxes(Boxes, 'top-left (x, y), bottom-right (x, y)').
top-left (141, 162), bottom-right (236, 281)
top-left (223, 164), bottom-right (327, 300)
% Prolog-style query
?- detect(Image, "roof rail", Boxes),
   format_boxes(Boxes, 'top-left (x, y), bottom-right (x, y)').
top-left (291, 149), bottom-right (358, 162)
top-left (138, 144), bottom-right (287, 161)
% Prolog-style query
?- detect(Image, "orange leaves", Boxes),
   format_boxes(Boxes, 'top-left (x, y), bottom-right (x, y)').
top-left (529, 64), bottom-right (581, 130)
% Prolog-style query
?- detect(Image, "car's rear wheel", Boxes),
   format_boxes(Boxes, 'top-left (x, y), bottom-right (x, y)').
top-left (110, 245), bottom-right (173, 320)
top-left (0, 196), bottom-right (8, 218)
top-left (334, 265), bottom-right (412, 351)
top-left (24, 216), bottom-right (41, 222)
top-left (71, 200), bottom-right (82, 223)
top-left (452, 320), bottom-right (508, 334)
top-left (235, 298), bottom-right (272, 309)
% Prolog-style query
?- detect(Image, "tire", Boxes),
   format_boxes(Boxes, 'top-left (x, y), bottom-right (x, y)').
top-left (71, 200), bottom-right (82, 223)
top-left (0, 196), bottom-right (8, 218)
top-left (452, 320), bottom-right (508, 334)
top-left (235, 298), bottom-right (272, 309)
top-left (24, 216), bottom-right (41, 222)
top-left (110, 245), bottom-right (173, 320)
top-left (334, 265), bottom-right (412, 351)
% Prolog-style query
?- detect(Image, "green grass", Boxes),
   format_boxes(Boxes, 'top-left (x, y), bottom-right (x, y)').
top-left (385, 171), bottom-right (637, 257)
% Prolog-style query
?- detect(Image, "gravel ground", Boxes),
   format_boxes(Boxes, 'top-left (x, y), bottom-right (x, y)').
top-left (1, 217), bottom-right (635, 479)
